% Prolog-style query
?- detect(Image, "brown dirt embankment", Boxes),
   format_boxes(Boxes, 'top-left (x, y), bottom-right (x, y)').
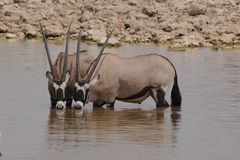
top-left (1, 0), bottom-right (240, 50)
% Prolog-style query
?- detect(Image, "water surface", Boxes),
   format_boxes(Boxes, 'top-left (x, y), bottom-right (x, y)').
top-left (0, 40), bottom-right (239, 160)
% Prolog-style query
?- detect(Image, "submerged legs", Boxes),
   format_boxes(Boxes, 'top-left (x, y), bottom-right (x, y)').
top-left (106, 101), bottom-right (115, 108)
top-left (50, 98), bottom-right (57, 108)
top-left (150, 88), bottom-right (169, 108)
top-left (66, 99), bottom-right (73, 108)
top-left (93, 102), bottom-right (105, 108)
top-left (93, 101), bottom-right (115, 108)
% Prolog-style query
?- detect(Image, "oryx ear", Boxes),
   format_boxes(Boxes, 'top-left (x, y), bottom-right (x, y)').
top-left (89, 74), bottom-right (100, 86)
top-left (46, 71), bottom-right (54, 82)
top-left (64, 71), bottom-right (70, 83)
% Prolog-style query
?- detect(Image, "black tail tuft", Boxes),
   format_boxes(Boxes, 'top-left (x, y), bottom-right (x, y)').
top-left (171, 74), bottom-right (182, 106)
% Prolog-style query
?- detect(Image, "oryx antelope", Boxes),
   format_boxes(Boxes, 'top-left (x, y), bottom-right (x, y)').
top-left (73, 32), bottom-right (182, 109)
top-left (72, 29), bottom-right (115, 109)
top-left (41, 23), bottom-right (95, 109)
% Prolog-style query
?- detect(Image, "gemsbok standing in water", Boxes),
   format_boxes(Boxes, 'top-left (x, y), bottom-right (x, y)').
top-left (40, 23), bottom-right (71, 109)
top-left (40, 23), bottom-right (95, 109)
top-left (73, 30), bottom-right (182, 109)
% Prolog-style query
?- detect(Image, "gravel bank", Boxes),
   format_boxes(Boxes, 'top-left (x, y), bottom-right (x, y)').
top-left (1, 0), bottom-right (240, 50)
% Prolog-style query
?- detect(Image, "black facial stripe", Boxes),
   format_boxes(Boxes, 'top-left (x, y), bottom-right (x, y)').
top-left (74, 90), bottom-right (85, 104)
top-left (56, 88), bottom-right (64, 101)
top-left (85, 90), bottom-right (89, 102)
top-left (51, 91), bottom-right (56, 100)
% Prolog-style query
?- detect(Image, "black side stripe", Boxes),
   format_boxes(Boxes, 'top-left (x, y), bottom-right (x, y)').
top-left (117, 86), bottom-right (153, 101)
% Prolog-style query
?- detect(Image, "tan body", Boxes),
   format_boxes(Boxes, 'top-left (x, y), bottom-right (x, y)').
top-left (88, 53), bottom-right (179, 107)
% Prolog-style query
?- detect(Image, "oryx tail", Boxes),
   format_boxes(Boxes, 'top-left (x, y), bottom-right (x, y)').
top-left (171, 73), bottom-right (181, 106)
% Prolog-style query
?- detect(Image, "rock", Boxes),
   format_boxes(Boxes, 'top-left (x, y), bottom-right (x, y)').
top-left (4, 11), bottom-right (12, 17)
top-left (97, 36), bottom-right (121, 47)
top-left (82, 4), bottom-right (95, 13)
top-left (5, 33), bottom-right (17, 39)
top-left (142, 7), bottom-right (157, 17)
top-left (86, 29), bottom-right (106, 42)
top-left (202, 42), bottom-right (213, 47)
top-left (235, 32), bottom-right (240, 37)
top-left (124, 23), bottom-right (131, 29)
top-left (208, 0), bottom-right (237, 6)
top-left (124, 16), bottom-right (143, 32)
top-left (16, 31), bottom-right (25, 39)
top-left (180, 32), bottom-right (206, 47)
top-left (0, 22), bottom-right (8, 33)
top-left (236, 0), bottom-right (240, 5)
top-left (219, 34), bottom-right (235, 44)
top-left (78, 11), bottom-right (94, 22)
top-left (187, 5), bottom-right (206, 16)
top-left (173, 29), bottom-right (185, 38)
top-left (232, 25), bottom-right (240, 37)
top-left (169, 43), bottom-right (186, 51)
top-left (23, 24), bottom-right (38, 38)
top-left (128, 28), bottom-right (135, 35)
top-left (13, 0), bottom-right (28, 3)
top-left (128, 0), bottom-right (137, 6)
top-left (159, 33), bottom-right (175, 42)
top-left (19, 15), bottom-right (27, 23)
top-left (156, 0), bottom-right (167, 3)
top-left (162, 25), bottom-right (173, 32)
top-left (190, 15), bottom-right (209, 30)
top-left (45, 25), bottom-right (64, 37)
top-left (52, 0), bottom-right (73, 4)
top-left (0, 0), bottom-right (9, 5)
top-left (123, 35), bottom-right (133, 43)
top-left (0, 0), bottom-right (239, 47)
top-left (164, 21), bottom-right (195, 37)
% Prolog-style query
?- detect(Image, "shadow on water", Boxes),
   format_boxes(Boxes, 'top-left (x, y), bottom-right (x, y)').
top-left (47, 107), bottom-right (181, 151)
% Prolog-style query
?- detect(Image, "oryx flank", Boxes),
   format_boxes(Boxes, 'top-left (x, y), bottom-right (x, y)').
top-left (40, 23), bottom-right (94, 109)
top-left (73, 31), bottom-right (182, 109)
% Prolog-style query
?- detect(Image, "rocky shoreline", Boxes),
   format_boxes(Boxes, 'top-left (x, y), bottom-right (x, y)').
top-left (1, 0), bottom-right (240, 50)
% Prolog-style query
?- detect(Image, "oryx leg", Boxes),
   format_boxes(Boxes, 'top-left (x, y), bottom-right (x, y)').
top-left (106, 100), bottom-right (115, 108)
top-left (93, 102), bottom-right (105, 108)
top-left (51, 98), bottom-right (57, 108)
top-left (150, 88), bottom-right (169, 108)
top-left (66, 99), bottom-right (73, 108)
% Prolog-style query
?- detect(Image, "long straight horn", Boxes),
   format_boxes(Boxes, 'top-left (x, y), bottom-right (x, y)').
top-left (86, 28), bottom-right (115, 82)
top-left (61, 22), bottom-right (72, 82)
top-left (40, 23), bottom-right (56, 79)
top-left (76, 32), bottom-right (81, 82)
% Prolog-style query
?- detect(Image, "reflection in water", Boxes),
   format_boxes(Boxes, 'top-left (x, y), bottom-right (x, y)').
top-left (48, 109), bottom-right (88, 149)
top-left (47, 108), bottom-right (181, 152)
top-left (171, 107), bottom-right (181, 125)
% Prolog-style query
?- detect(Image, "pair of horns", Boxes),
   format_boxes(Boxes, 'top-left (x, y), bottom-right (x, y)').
top-left (76, 27), bottom-right (114, 83)
top-left (40, 22), bottom-right (71, 83)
